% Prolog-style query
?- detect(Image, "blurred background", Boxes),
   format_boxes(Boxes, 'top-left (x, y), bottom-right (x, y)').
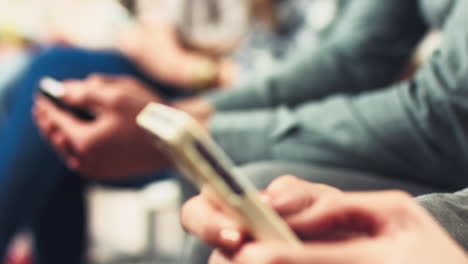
top-left (0, 1), bottom-right (441, 264)
top-left (1, 2), bottom-right (187, 263)
top-left (0, 0), bottom-right (130, 49)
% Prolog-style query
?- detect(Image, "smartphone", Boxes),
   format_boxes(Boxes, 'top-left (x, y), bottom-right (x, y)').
top-left (39, 77), bottom-right (95, 121)
top-left (136, 103), bottom-right (301, 245)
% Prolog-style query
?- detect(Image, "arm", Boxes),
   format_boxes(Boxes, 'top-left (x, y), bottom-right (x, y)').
top-left (118, 22), bottom-right (238, 90)
top-left (206, 0), bottom-right (427, 111)
top-left (207, 0), bottom-right (468, 189)
top-left (418, 188), bottom-right (468, 251)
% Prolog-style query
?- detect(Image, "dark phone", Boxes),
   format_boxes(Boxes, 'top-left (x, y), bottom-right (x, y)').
top-left (39, 77), bottom-right (95, 121)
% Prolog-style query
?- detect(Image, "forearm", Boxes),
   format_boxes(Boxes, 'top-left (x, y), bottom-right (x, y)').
top-left (212, 0), bottom-right (468, 186)
top-left (207, 76), bottom-right (468, 190)
top-left (206, 0), bottom-right (426, 111)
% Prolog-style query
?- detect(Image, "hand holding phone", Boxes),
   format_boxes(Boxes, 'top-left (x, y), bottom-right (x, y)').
top-left (137, 103), bottom-right (301, 245)
top-left (39, 77), bottom-right (95, 121)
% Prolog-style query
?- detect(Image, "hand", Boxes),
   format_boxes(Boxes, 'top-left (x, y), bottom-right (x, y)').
top-left (181, 175), bottom-right (342, 251)
top-left (33, 74), bottom-right (171, 180)
top-left (118, 22), bottom-right (237, 89)
top-left (182, 176), bottom-right (468, 264)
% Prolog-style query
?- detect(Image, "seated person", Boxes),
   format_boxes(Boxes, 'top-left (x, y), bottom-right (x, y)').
top-left (33, 0), bottom-right (468, 263)
top-left (0, 1), bottom-right (342, 263)
top-left (181, 175), bottom-right (468, 264)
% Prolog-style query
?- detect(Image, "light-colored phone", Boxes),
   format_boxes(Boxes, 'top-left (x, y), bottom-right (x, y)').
top-left (136, 103), bottom-right (301, 245)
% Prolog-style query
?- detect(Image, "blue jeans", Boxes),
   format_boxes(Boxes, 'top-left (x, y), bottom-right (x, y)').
top-left (0, 47), bottom-right (181, 264)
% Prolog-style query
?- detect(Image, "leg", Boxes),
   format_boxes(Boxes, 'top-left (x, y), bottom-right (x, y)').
top-left (32, 172), bottom-right (86, 264)
top-left (180, 161), bottom-right (450, 264)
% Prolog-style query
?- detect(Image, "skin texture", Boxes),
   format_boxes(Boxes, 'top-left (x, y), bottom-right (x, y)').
top-left (33, 74), bottom-right (171, 180)
top-left (181, 176), bottom-right (468, 264)
top-left (33, 74), bottom-right (215, 180)
top-left (118, 21), bottom-right (237, 89)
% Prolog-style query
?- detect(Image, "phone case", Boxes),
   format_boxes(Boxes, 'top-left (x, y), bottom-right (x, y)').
top-left (137, 103), bottom-right (301, 245)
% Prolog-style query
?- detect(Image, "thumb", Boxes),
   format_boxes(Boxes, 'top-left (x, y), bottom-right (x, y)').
top-left (232, 240), bottom-right (377, 264)
top-left (61, 80), bottom-right (106, 111)
top-left (286, 191), bottom-right (414, 241)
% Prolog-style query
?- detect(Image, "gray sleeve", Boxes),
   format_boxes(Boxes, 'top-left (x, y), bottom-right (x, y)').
top-left (417, 189), bottom-right (468, 251)
top-left (206, 0), bottom-right (426, 111)
top-left (212, 0), bottom-right (468, 189)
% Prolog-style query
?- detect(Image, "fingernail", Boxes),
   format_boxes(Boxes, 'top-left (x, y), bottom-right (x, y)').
top-left (260, 193), bottom-right (271, 205)
top-left (220, 229), bottom-right (241, 245)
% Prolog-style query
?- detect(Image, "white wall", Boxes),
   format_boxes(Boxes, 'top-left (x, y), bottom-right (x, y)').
top-left (0, 0), bottom-right (130, 48)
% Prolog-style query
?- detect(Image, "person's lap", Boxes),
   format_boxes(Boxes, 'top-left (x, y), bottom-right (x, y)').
top-left (0, 46), bottom-right (180, 263)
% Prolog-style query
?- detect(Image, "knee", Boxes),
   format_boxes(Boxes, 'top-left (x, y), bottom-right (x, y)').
top-left (27, 46), bottom-right (130, 81)
top-left (31, 47), bottom-right (87, 70)
top-left (26, 47), bottom-right (88, 80)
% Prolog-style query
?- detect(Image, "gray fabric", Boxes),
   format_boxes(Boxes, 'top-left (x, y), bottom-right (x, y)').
top-left (180, 161), bottom-right (449, 264)
top-left (232, 0), bottom-right (334, 84)
top-left (206, 0), bottom-right (468, 190)
top-left (237, 161), bottom-right (447, 195)
top-left (417, 188), bottom-right (468, 251)
top-left (206, 0), bottom-right (428, 109)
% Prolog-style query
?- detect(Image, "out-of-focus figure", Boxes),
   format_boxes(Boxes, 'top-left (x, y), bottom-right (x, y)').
top-left (0, 1), bottom-right (347, 264)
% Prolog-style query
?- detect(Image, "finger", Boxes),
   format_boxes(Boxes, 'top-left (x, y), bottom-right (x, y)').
top-left (85, 74), bottom-right (120, 85)
top-left (86, 73), bottom-right (139, 87)
top-left (86, 74), bottom-right (148, 95)
top-left (286, 191), bottom-right (415, 241)
top-left (209, 250), bottom-right (234, 264)
top-left (49, 130), bottom-right (80, 169)
top-left (35, 96), bottom-right (90, 147)
top-left (33, 100), bottom-right (59, 137)
top-left (232, 240), bottom-right (377, 264)
top-left (265, 175), bottom-right (341, 217)
top-left (60, 80), bottom-right (107, 110)
top-left (33, 103), bottom-right (81, 169)
top-left (181, 194), bottom-right (245, 251)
